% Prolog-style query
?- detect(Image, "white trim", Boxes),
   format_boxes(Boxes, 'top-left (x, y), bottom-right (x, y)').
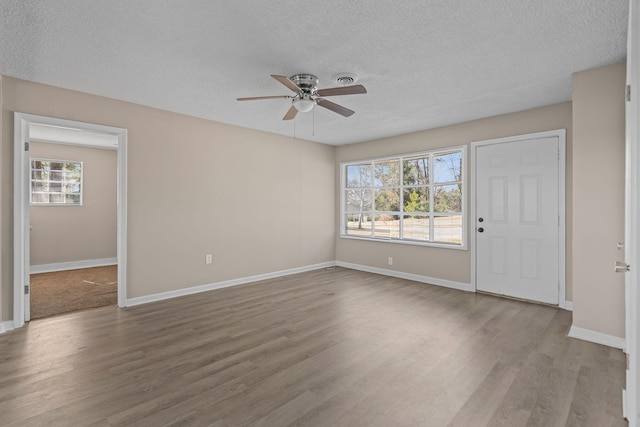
top-left (30, 257), bottom-right (118, 274)
top-left (126, 262), bottom-right (336, 307)
top-left (470, 129), bottom-right (567, 307)
top-left (339, 235), bottom-right (468, 250)
top-left (624, 389), bottom-right (628, 421)
top-left (117, 130), bottom-right (128, 308)
top-left (29, 123), bottom-right (119, 150)
top-left (626, 2), bottom-right (640, 424)
top-left (339, 145), bottom-right (466, 166)
top-left (558, 132), bottom-right (567, 307)
top-left (335, 261), bottom-right (473, 292)
top-left (563, 300), bottom-right (574, 311)
top-left (13, 113), bottom-right (127, 329)
top-left (0, 321), bottom-right (15, 334)
top-left (470, 142), bottom-right (478, 292)
top-left (568, 325), bottom-right (626, 350)
top-left (14, 114), bottom-right (30, 327)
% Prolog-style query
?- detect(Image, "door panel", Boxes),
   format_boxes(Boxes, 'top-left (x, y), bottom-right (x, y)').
top-left (476, 136), bottom-right (560, 304)
top-left (520, 174), bottom-right (541, 224)
top-left (489, 176), bottom-right (508, 222)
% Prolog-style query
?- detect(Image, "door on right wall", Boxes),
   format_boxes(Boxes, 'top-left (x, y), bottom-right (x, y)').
top-left (475, 134), bottom-right (561, 305)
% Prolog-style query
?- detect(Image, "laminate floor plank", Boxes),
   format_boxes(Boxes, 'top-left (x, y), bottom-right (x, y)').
top-left (0, 267), bottom-right (627, 426)
top-left (483, 352), bottom-right (552, 426)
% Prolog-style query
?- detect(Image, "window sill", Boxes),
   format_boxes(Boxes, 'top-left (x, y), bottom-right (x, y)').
top-left (339, 234), bottom-right (467, 251)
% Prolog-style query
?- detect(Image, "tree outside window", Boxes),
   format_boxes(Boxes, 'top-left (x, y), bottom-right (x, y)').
top-left (342, 148), bottom-right (464, 247)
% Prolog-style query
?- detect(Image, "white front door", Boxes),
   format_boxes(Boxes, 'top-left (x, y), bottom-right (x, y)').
top-left (475, 134), bottom-right (561, 305)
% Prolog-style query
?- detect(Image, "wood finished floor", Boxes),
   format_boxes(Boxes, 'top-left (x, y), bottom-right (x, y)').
top-left (0, 267), bottom-right (627, 426)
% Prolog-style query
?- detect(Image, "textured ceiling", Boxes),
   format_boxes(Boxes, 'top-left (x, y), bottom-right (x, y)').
top-left (0, 1), bottom-right (629, 146)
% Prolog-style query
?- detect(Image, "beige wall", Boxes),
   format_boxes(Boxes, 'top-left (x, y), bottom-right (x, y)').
top-left (29, 142), bottom-right (117, 266)
top-left (1, 77), bottom-right (336, 320)
top-left (0, 63), bottom-right (626, 344)
top-left (336, 103), bottom-right (573, 293)
top-left (572, 62), bottom-right (626, 338)
top-left (0, 75), bottom-right (3, 321)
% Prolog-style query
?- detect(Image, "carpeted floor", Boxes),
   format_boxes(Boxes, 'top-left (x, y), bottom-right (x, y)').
top-left (30, 265), bottom-right (117, 319)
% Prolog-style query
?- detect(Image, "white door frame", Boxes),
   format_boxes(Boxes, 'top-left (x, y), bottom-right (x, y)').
top-left (625, 0), bottom-right (639, 423)
top-left (13, 113), bottom-right (128, 328)
top-left (470, 129), bottom-right (567, 308)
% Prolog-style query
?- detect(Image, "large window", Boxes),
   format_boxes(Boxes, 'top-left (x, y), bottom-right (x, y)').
top-left (341, 147), bottom-right (464, 248)
top-left (30, 159), bottom-right (83, 205)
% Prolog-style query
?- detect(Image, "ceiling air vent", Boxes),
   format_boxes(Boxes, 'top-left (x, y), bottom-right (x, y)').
top-left (333, 73), bottom-right (358, 86)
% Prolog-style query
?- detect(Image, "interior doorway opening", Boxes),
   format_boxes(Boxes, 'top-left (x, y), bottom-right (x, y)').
top-left (13, 113), bottom-right (127, 327)
top-left (28, 137), bottom-right (118, 319)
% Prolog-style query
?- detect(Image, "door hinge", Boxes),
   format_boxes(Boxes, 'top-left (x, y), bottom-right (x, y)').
top-left (24, 141), bottom-right (29, 151)
top-left (24, 285), bottom-right (29, 294)
top-left (627, 85), bottom-right (631, 102)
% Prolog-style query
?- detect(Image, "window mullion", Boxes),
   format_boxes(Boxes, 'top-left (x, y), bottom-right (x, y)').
top-left (370, 162), bottom-right (375, 238)
top-left (399, 157), bottom-right (404, 239)
top-left (429, 154), bottom-right (435, 242)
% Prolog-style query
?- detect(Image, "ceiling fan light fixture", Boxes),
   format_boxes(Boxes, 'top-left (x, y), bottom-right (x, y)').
top-left (293, 98), bottom-right (315, 112)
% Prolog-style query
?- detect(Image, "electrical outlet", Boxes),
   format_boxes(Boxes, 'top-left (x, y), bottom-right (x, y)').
top-left (205, 254), bottom-right (213, 264)
top-left (388, 257), bottom-right (393, 265)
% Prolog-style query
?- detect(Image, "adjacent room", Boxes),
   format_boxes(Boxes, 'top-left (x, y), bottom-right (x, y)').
top-left (0, 1), bottom-right (638, 426)
top-left (28, 130), bottom-right (118, 319)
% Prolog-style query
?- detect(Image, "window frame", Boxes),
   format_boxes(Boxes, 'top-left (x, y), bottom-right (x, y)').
top-left (340, 145), bottom-right (467, 250)
top-left (30, 158), bottom-right (84, 206)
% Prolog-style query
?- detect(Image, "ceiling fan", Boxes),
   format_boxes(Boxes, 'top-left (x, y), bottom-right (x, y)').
top-left (237, 74), bottom-right (367, 120)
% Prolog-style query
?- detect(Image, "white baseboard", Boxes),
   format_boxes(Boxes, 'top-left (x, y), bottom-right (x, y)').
top-left (335, 261), bottom-right (473, 293)
top-left (31, 257), bottom-right (118, 274)
top-left (562, 300), bottom-right (573, 311)
top-left (0, 321), bottom-right (15, 334)
top-left (568, 325), bottom-right (625, 350)
top-left (126, 261), bottom-right (336, 307)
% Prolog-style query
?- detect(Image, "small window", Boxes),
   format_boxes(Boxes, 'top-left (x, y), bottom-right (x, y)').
top-left (30, 159), bottom-right (83, 205)
top-left (341, 147), bottom-right (465, 248)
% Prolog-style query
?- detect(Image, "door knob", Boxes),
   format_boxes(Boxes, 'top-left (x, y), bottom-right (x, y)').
top-left (478, 227), bottom-right (484, 233)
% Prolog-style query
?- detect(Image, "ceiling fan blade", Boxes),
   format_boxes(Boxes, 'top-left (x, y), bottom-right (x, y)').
top-left (237, 95), bottom-right (291, 101)
top-left (315, 85), bottom-right (367, 97)
top-left (271, 75), bottom-right (300, 92)
top-left (316, 99), bottom-right (355, 117)
top-left (282, 105), bottom-right (298, 120)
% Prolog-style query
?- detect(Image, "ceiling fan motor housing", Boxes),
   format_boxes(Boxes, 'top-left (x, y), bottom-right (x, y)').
top-left (289, 74), bottom-right (319, 93)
